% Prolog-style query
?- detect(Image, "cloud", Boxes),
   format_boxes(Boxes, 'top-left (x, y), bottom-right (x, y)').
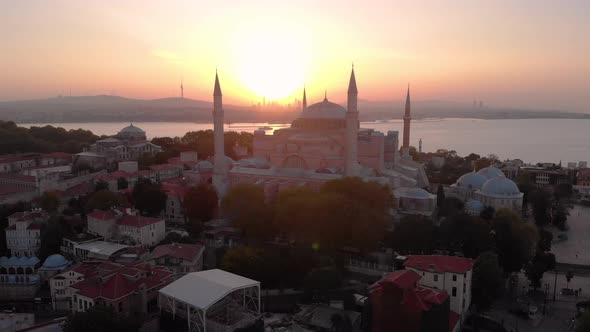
top-left (151, 49), bottom-right (183, 63)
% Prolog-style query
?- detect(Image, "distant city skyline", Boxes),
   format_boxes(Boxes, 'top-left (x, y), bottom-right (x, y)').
top-left (1, 0), bottom-right (588, 112)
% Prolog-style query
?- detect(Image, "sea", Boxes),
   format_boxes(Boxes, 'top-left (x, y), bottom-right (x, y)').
top-left (19, 118), bottom-right (590, 165)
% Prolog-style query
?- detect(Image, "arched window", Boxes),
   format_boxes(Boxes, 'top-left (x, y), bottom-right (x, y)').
top-left (16, 267), bottom-right (24, 275)
top-left (8, 267), bottom-right (15, 275)
top-left (0, 267), bottom-right (6, 274)
top-left (25, 268), bottom-right (32, 275)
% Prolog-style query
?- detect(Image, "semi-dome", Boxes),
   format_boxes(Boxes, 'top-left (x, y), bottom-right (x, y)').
top-left (465, 199), bottom-right (484, 211)
top-left (300, 98), bottom-right (346, 119)
top-left (477, 166), bottom-right (505, 180)
top-left (481, 176), bottom-right (521, 196)
top-left (456, 172), bottom-right (487, 190)
top-left (396, 187), bottom-right (434, 199)
top-left (41, 254), bottom-right (69, 269)
top-left (119, 124), bottom-right (145, 134)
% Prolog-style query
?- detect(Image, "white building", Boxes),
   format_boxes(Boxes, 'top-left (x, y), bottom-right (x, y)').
top-left (148, 243), bottom-right (204, 276)
top-left (5, 210), bottom-right (47, 257)
top-left (446, 166), bottom-right (523, 213)
top-left (87, 210), bottom-right (165, 247)
top-left (404, 255), bottom-right (475, 317)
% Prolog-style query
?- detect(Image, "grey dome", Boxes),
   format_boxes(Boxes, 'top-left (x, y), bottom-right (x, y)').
top-left (456, 172), bottom-right (487, 190)
top-left (42, 254), bottom-right (69, 269)
top-left (466, 199), bottom-right (484, 211)
top-left (119, 124), bottom-right (145, 134)
top-left (477, 166), bottom-right (505, 180)
top-left (300, 98), bottom-right (346, 119)
top-left (481, 176), bottom-right (521, 196)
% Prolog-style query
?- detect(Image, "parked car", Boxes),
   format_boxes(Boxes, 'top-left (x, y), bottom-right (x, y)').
top-left (561, 288), bottom-right (575, 296)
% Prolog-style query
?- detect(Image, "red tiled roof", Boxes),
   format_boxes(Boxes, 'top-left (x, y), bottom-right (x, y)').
top-left (404, 255), bottom-right (475, 274)
top-left (0, 185), bottom-right (36, 196)
top-left (150, 164), bottom-right (179, 171)
top-left (0, 173), bottom-right (36, 183)
top-left (376, 269), bottom-right (421, 290)
top-left (69, 262), bottom-right (173, 300)
top-left (151, 243), bottom-right (204, 262)
top-left (8, 211), bottom-right (46, 221)
top-left (87, 210), bottom-right (117, 221)
top-left (27, 223), bottom-right (42, 230)
top-left (110, 171), bottom-right (132, 179)
top-left (64, 182), bottom-right (94, 197)
top-left (41, 152), bottom-right (72, 159)
top-left (116, 214), bottom-right (162, 227)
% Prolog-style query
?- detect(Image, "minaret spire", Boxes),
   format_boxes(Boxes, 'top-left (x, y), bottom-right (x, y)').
top-left (180, 78), bottom-right (184, 99)
top-left (345, 65), bottom-right (359, 177)
top-left (212, 70), bottom-right (227, 197)
top-left (402, 83), bottom-right (412, 154)
top-left (302, 86), bottom-right (307, 112)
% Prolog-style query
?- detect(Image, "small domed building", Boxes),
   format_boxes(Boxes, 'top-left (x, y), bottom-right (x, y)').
top-left (447, 166), bottom-right (523, 213)
top-left (87, 123), bottom-right (162, 166)
top-left (38, 254), bottom-right (71, 280)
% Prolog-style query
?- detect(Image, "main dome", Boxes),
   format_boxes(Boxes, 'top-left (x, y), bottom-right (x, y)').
top-left (300, 98), bottom-right (346, 119)
top-left (477, 166), bottom-right (505, 180)
top-left (119, 124), bottom-right (145, 134)
top-left (481, 176), bottom-right (521, 196)
top-left (456, 172), bottom-right (487, 190)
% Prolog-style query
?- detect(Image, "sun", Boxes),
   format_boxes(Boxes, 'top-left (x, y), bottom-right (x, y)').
top-left (233, 29), bottom-right (308, 101)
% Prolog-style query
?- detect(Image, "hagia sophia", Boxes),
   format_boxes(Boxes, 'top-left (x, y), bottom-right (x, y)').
top-left (210, 68), bottom-right (437, 216)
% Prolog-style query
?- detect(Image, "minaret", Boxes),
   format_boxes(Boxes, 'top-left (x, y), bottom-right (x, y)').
top-left (180, 79), bottom-right (184, 99)
top-left (344, 66), bottom-right (359, 177)
top-left (419, 138), bottom-right (422, 153)
top-left (402, 84), bottom-right (411, 154)
top-left (212, 71), bottom-right (228, 196)
top-left (302, 86), bottom-right (307, 112)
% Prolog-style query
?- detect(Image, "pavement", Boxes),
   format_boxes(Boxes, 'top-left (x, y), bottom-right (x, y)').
top-left (551, 204), bottom-right (590, 266)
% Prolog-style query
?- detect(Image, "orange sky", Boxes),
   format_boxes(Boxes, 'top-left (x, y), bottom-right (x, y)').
top-left (1, 0), bottom-right (588, 111)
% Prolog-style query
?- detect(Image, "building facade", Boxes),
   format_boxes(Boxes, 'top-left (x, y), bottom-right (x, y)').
top-left (148, 243), bottom-right (204, 276)
top-left (5, 210), bottom-right (47, 257)
top-left (87, 210), bottom-right (165, 247)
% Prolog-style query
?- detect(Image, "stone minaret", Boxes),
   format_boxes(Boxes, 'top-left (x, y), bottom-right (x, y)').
top-left (212, 71), bottom-right (227, 195)
top-left (180, 79), bottom-right (184, 99)
top-left (302, 86), bottom-right (307, 112)
top-left (402, 84), bottom-right (411, 154)
top-left (344, 66), bottom-right (359, 177)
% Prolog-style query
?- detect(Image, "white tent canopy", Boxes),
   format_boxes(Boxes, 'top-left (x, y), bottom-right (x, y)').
top-left (159, 269), bottom-right (261, 332)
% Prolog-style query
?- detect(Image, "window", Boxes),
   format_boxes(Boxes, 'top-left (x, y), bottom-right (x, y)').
top-left (452, 287), bottom-right (457, 297)
top-left (434, 275), bottom-right (439, 282)
top-left (453, 274), bottom-right (457, 282)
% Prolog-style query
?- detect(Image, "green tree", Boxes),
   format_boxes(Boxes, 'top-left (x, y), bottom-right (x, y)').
top-left (530, 189), bottom-right (553, 226)
top-left (117, 177), bottom-right (128, 190)
top-left (157, 232), bottom-right (196, 245)
top-left (132, 179), bottom-right (167, 217)
top-left (436, 184), bottom-right (445, 208)
top-left (577, 310), bottom-right (590, 332)
top-left (493, 208), bottom-right (538, 272)
top-left (63, 305), bottom-right (141, 332)
top-left (472, 252), bottom-right (504, 311)
top-left (304, 266), bottom-right (343, 302)
top-left (438, 197), bottom-right (465, 218)
top-left (94, 180), bottom-right (109, 192)
top-left (38, 191), bottom-right (61, 212)
top-left (222, 184), bottom-right (273, 240)
top-left (221, 246), bottom-right (265, 281)
top-left (184, 184), bottom-right (218, 223)
top-left (479, 206), bottom-right (495, 220)
top-left (566, 271), bottom-right (574, 289)
top-left (391, 215), bottom-right (435, 254)
top-left (38, 217), bottom-right (64, 262)
top-left (84, 190), bottom-right (128, 212)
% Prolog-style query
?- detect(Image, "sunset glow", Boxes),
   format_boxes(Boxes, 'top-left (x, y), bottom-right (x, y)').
top-left (0, 0), bottom-right (588, 111)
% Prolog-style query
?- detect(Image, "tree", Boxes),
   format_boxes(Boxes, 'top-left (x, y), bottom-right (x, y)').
top-left (84, 190), bottom-right (127, 212)
top-left (38, 217), bottom-right (64, 262)
top-left (438, 197), bottom-right (464, 218)
top-left (552, 200), bottom-right (570, 230)
top-left (304, 266), bottom-right (343, 302)
top-left (566, 271), bottom-right (574, 289)
top-left (479, 206), bottom-right (495, 220)
top-left (63, 305), bottom-right (141, 332)
top-left (492, 208), bottom-right (538, 273)
top-left (222, 184), bottom-right (273, 240)
top-left (576, 310), bottom-right (590, 332)
top-left (38, 191), bottom-right (61, 212)
top-left (184, 184), bottom-right (218, 223)
top-left (525, 252), bottom-right (555, 291)
top-left (132, 179), bottom-right (167, 217)
top-left (391, 215), bottom-right (435, 254)
top-left (157, 232), bottom-right (196, 245)
top-left (438, 214), bottom-right (493, 258)
top-left (94, 180), bottom-right (109, 192)
top-left (117, 177), bottom-right (128, 190)
top-left (471, 252), bottom-right (504, 311)
top-left (436, 184), bottom-right (445, 208)
top-left (221, 246), bottom-right (265, 281)
top-left (530, 189), bottom-right (553, 226)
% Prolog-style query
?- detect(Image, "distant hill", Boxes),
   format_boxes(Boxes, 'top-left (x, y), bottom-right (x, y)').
top-left (0, 95), bottom-right (588, 124)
